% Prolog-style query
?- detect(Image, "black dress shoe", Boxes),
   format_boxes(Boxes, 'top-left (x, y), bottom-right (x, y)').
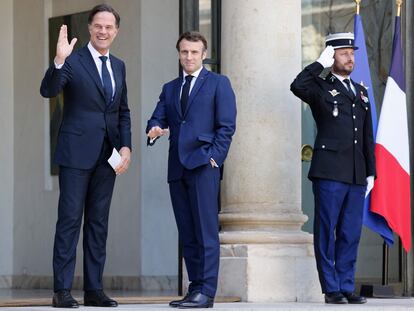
top-left (169, 292), bottom-right (193, 308)
top-left (52, 290), bottom-right (79, 308)
top-left (343, 292), bottom-right (367, 304)
top-left (84, 290), bottom-right (118, 307)
top-left (324, 292), bottom-right (348, 304)
top-left (177, 291), bottom-right (214, 309)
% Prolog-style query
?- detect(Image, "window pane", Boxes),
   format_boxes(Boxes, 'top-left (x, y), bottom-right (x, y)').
top-left (199, 0), bottom-right (212, 57)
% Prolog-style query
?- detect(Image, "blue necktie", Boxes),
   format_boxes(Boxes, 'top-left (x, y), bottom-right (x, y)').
top-left (343, 78), bottom-right (355, 100)
top-left (99, 56), bottom-right (113, 106)
top-left (181, 75), bottom-right (193, 115)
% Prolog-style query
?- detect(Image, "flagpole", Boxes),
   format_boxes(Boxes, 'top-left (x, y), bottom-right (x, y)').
top-left (382, 242), bottom-right (389, 286)
top-left (395, 0), bottom-right (409, 297)
top-left (396, 0), bottom-right (402, 17)
top-left (355, 0), bottom-right (362, 15)
top-left (355, 0), bottom-right (396, 298)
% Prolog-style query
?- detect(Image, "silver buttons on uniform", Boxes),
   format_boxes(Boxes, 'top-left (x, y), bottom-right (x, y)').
top-left (354, 140), bottom-right (358, 144)
top-left (355, 128), bottom-right (357, 131)
top-left (333, 101), bottom-right (338, 117)
top-left (322, 145), bottom-right (326, 149)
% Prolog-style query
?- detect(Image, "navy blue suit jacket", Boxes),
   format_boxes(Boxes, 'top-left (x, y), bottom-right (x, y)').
top-left (40, 46), bottom-right (131, 170)
top-left (290, 62), bottom-right (375, 185)
top-left (147, 67), bottom-right (236, 182)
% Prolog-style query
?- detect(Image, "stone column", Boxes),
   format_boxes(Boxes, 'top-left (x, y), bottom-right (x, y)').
top-left (0, 0), bottom-right (14, 288)
top-left (218, 0), bottom-right (321, 302)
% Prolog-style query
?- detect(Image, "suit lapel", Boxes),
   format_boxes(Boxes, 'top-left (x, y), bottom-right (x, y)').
top-left (174, 78), bottom-right (183, 117)
top-left (78, 46), bottom-right (106, 101)
top-left (184, 67), bottom-right (209, 116)
top-left (109, 55), bottom-right (123, 104)
top-left (352, 79), bottom-right (364, 101)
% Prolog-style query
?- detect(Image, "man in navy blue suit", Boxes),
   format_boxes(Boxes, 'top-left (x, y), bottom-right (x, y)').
top-left (291, 33), bottom-right (375, 305)
top-left (40, 4), bottom-right (131, 308)
top-left (147, 31), bottom-right (236, 309)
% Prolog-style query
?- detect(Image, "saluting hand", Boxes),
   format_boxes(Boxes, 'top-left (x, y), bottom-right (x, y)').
top-left (55, 25), bottom-right (78, 65)
top-left (317, 45), bottom-right (335, 68)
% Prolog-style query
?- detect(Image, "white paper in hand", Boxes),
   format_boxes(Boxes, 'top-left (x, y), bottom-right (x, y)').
top-left (107, 148), bottom-right (122, 170)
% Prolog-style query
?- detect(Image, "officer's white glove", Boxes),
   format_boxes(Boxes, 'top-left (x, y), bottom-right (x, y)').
top-left (317, 45), bottom-right (335, 68)
top-left (365, 175), bottom-right (375, 198)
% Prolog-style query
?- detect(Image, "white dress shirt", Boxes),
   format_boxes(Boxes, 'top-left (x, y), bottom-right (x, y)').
top-left (87, 42), bottom-right (115, 97)
top-left (180, 66), bottom-right (203, 98)
top-left (332, 73), bottom-right (356, 95)
top-left (54, 42), bottom-right (116, 97)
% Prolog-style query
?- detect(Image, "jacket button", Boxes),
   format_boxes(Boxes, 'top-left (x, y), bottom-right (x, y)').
top-left (182, 120), bottom-right (186, 124)
top-left (355, 128), bottom-right (358, 131)
top-left (353, 115), bottom-right (356, 119)
top-left (322, 145), bottom-right (326, 149)
top-left (354, 140), bottom-right (358, 144)
top-left (352, 104), bottom-right (355, 107)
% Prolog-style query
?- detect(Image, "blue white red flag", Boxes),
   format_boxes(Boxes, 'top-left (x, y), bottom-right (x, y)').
top-left (351, 13), bottom-right (394, 245)
top-left (371, 15), bottom-right (411, 252)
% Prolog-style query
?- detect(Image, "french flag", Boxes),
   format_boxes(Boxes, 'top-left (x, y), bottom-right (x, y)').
top-left (352, 12), bottom-right (393, 245)
top-left (371, 15), bottom-right (411, 252)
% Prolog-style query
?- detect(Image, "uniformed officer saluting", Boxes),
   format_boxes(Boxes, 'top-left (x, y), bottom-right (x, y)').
top-left (291, 33), bottom-right (375, 304)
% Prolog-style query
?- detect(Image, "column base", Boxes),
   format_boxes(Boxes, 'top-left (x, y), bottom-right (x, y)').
top-left (217, 243), bottom-right (323, 302)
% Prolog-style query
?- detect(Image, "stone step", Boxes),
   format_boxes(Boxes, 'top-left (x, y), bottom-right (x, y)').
top-left (2, 299), bottom-right (414, 311)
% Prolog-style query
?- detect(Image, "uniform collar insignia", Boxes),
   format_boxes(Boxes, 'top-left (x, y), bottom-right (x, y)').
top-left (359, 81), bottom-right (369, 90)
top-left (329, 89), bottom-right (340, 97)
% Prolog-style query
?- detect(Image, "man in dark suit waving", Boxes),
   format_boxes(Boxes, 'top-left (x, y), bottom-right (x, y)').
top-left (40, 4), bottom-right (131, 308)
top-left (147, 32), bottom-right (236, 309)
top-left (291, 33), bottom-right (375, 305)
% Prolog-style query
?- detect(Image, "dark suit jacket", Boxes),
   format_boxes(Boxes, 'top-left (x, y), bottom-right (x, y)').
top-left (291, 61), bottom-right (375, 185)
top-left (40, 46), bottom-right (131, 170)
top-left (147, 67), bottom-right (237, 182)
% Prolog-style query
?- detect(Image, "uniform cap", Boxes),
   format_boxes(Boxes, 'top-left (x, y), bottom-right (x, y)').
top-left (325, 32), bottom-right (358, 50)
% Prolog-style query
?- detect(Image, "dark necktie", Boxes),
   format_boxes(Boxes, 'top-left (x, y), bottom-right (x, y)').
top-left (343, 78), bottom-right (355, 99)
top-left (99, 56), bottom-right (113, 106)
top-left (181, 75), bottom-right (193, 114)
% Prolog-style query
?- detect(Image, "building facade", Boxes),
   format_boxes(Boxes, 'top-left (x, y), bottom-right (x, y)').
top-left (0, 0), bottom-right (412, 302)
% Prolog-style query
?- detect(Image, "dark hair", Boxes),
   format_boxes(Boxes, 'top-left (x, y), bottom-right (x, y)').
top-left (176, 31), bottom-right (208, 51)
top-left (88, 4), bottom-right (120, 28)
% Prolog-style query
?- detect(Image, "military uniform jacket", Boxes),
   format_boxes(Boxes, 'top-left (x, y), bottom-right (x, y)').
top-left (290, 61), bottom-right (375, 185)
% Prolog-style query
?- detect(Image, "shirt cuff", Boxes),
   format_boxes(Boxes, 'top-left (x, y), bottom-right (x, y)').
top-left (54, 61), bottom-right (64, 69)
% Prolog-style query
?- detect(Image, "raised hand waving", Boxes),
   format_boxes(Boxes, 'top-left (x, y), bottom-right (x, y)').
top-left (55, 25), bottom-right (78, 65)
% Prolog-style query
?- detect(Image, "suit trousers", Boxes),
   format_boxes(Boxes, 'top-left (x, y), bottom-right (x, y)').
top-left (312, 179), bottom-right (365, 294)
top-left (53, 138), bottom-right (116, 291)
top-left (169, 164), bottom-right (221, 298)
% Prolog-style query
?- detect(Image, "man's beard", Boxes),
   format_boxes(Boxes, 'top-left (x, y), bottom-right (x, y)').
top-left (333, 63), bottom-right (354, 76)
